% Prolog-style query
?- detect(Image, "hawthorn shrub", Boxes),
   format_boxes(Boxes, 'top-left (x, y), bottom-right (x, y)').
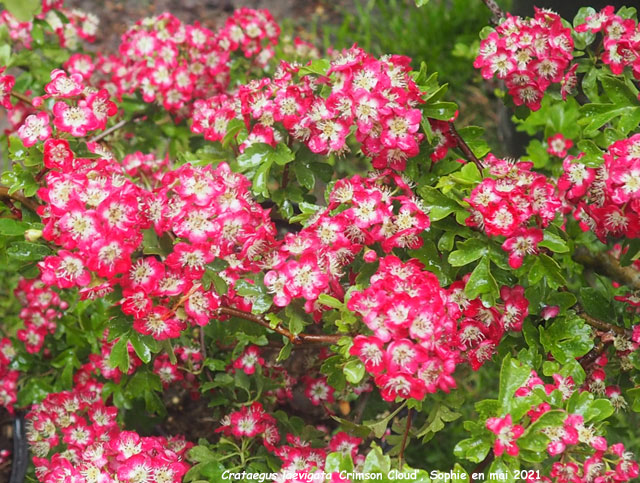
top-left (0, 1), bottom-right (640, 482)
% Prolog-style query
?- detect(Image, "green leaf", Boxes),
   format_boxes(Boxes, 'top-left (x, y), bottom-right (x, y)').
top-left (418, 187), bottom-right (463, 221)
top-left (253, 158), bottom-right (273, 197)
top-left (450, 163), bottom-right (481, 185)
top-left (530, 254), bottom-right (566, 289)
top-left (488, 458), bottom-right (517, 483)
top-left (415, 0), bottom-right (429, 6)
top-left (579, 103), bottom-right (640, 137)
top-left (109, 336), bottom-right (130, 372)
top-left (298, 58), bottom-right (330, 77)
top-left (221, 118), bottom-right (246, 148)
top-left (3, 0), bottom-right (41, 22)
top-left (325, 452), bottom-right (354, 473)
top-left (6, 241), bottom-right (50, 261)
top-left (293, 162), bottom-right (315, 190)
top-left (601, 75), bottom-right (639, 105)
top-left (363, 444), bottom-right (391, 474)
top-left (416, 403), bottom-right (461, 442)
top-left (318, 293), bottom-right (344, 309)
top-left (464, 256), bottom-right (498, 302)
top-left (343, 359), bottom-right (365, 384)
top-left (0, 218), bottom-right (30, 236)
top-left (576, 139), bottom-right (604, 166)
top-left (272, 143), bottom-right (294, 166)
top-left (539, 313), bottom-right (594, 364)
top-left (453, 437), bottom-right (491, 463)
top-left (423, 101), bottom-right (458, 120)
top-left (498, 355), bottom-right (531, 414)
top-left (579, 287), bottom-right (613, 322)
top-left (237, 143), bottom-right (271, 171)
top-left (128, 332), bottom-right (158, 364)
top-left (538, 231), bottom-right (569, 253)
top-left (448, 238), bottom-right (487, 266)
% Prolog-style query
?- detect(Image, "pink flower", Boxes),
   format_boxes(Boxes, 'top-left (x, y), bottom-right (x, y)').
top-left (17, 112), bottom-right (51, 147)
top-left (53, 101), bottom-right (98, 137)
top-left (486, 414), bottom-right (524, 457)
top-left (233, 345), bottom-right (264, 375)
top-left (501, 228), bottom-right (543, 269)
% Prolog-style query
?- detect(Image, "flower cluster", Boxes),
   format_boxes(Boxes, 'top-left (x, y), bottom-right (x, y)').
top-left (474, 8), bottom-right (574, 109)
top-left (349, 256), bottom-right (529, 401)
top-left (36, 138), bottom-right (279, 339)
top-left (217, 405), bottom-right (364, 482)
top-left (0, 68), bottom-right (15, 109)
top-left (511, 370), bottom-right (640, 483)
top-left (264, 170), bottom-right (430, 316)
top-left (0, 338), bottom-right (19, 413)
top-left (85, 8), bottom-right (279, 115)
top-left (26, 376), bottom-right (191, 482)
top-left (560, 134), bottom-right (640, 241)
top-left (0, 3), bottom-right (98, 51)
top-left (14, 277), bottom-right (67, 354)
top-left (14, 68), bottom-right (117, 146)
top-left (216, 402), bottom-right (280, 450)
top-left (274, 432), bottom-right (363, 480)
top-left (348, 256), bottom-right (457, 401)
top-left (576, 6), bottom-right (640, 80)
top-left (465, 154), bottom-right (562, 268)
top-left (192, 46), bottom-right (427, 170)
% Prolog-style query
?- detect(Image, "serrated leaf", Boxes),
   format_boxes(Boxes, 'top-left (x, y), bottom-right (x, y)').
top-left (109, 337), bottom-right (130, 372)
top-left (293, 162), bottom-right (315, 190)
top-left (539, 313), bottom-right (593, 364)
top-left (464, 256), bottom-right (498, 301)
top-left (498, 355), bottom-right (531, 414)
top-left (448, 238), bottom-right (487, 266)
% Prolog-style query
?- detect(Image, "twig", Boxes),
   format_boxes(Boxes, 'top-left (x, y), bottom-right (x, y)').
top-left (10, 91), bottom-right (36, 108)
top-left (449, 123), bottom-right (484, 170)
top-left (579, 312), bottom-right (632, 338)
top-left (89, 118), bottom-right (131, 143)
top-left (217, 306), bottom-right (342, 345)
top-left (579, 340), bottom-right (610, 370)
top-left (281, 163), bottom-right (290, 190)
top-left (353, 391), bottom-right (371, 424)
top-left (481, 0), bottom-right (505, 26)
top-left (0, 186), bottom-right (39, 212)
top-left (199, 328), bottom-right (214, 382)
top-left (398, 408), bottom-right (413, 469)
top-left (471, 450), bottom-right (494, 482)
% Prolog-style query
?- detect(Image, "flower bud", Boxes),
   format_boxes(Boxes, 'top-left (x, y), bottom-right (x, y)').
top-left (24, 229), bottom-right (43, 242)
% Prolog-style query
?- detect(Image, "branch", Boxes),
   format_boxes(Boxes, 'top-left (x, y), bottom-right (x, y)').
top-left (217, 306), bottom-right (343, 345)
top-left (573, 247), bottom-right (640, 291)
top-left (10, 91), bottom-right (35, 107)
top-left (471, 450), bottom-right (494, 482)
top-left (398, 408), bottom-right (413, 469)
top-left (481, 0), bottom-right (505, 26)
top-left (89, 118), bottom-right (131, 143)
top-left (449, 123), bottom-right (484, 170)
top-left (579, 311), bottom-right (632, 338)
top-left (579, 340), bottom-right (610, 370)
top-left (0, 186), bottom-right (39, 212)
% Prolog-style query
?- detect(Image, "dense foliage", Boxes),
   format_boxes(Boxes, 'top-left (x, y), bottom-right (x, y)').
top-left (0, 1), bottom-right (639, 482)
